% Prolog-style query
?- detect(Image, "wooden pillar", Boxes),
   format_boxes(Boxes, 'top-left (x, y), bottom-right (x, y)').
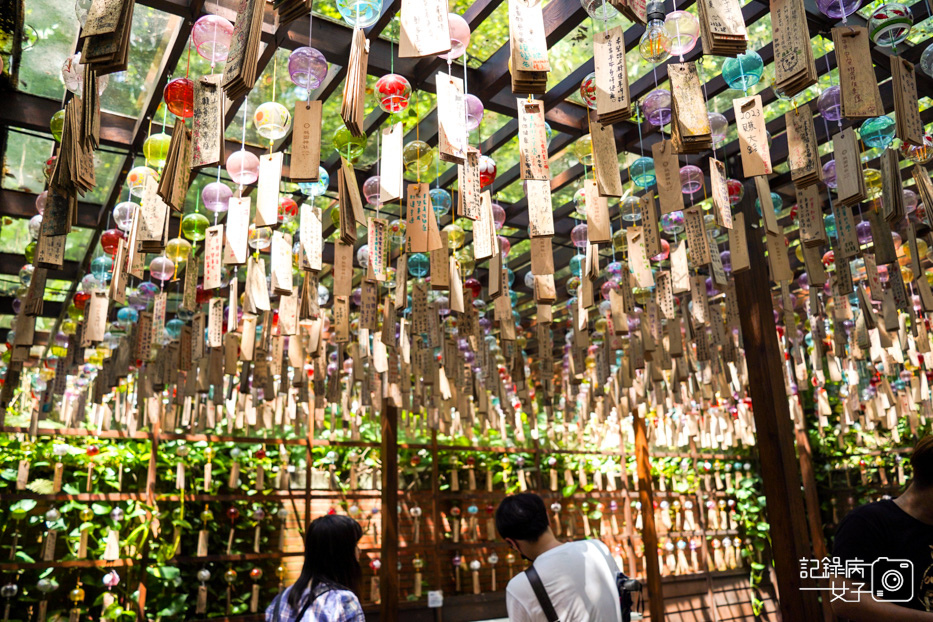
top-left (380, 401), bottom-right (399, 620)
top-left (633, 411), bottom-right (664, 621)
top-left (733, 181), bottom-right (822, 621)
top-left (796, 426), bottom-right (836, 622)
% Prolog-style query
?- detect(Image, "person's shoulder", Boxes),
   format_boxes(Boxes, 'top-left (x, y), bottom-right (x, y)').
top-left (506, 569), bottom-right (532, 595)
top-left (839, 499), bottom-right (900, 526)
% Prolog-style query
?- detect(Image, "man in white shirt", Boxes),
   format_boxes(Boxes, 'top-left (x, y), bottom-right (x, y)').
top-left (496, 493), bottom-right (622, 621)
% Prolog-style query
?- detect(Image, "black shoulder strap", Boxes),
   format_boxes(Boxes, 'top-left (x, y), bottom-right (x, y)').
top-left (273, 592), bottom-right (283, 622)
top-left (524, 566), bottom-right (560, 622)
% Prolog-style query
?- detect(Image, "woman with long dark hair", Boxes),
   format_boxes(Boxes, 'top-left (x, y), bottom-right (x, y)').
top-left (266, 514), bottom-right (365, 622)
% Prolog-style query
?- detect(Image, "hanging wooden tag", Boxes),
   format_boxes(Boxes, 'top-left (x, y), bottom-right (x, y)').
top-left (333, 240), bottom-right (354, 297)
top-left (652, 140), bottom-right (684, 214)
top-left (796, 184), bottom-right (827, 248)
top-left (431, 231), bottom-right (450, 290)
top-left (203, 224), bottom-right (223, 289)
top-left (191, 74), bottom-right (225, 168)
top-left (246, 256), bottom-right (271, 311)
top-left (300, 203), bottom-right (323, 271)
top-left (473, 190), bottom-right (498, 260)
top-left (290, 100), bottom-right (322, 182)
top-left (139, 176), bottom-right (168, 242)
top-left (223, 196), bottom-right (250, 265)
top-left (457, 148), bottom-right (482, 220)
top-left (518, 99), bottom-right (551, 180)
top-left (399, 0), bottom-right (451, 57)
top-left (380, 122), bottom-right (404, 203)
top-left (627, 227), bottom-right (655, 288)
top-left (449, 257), bottom-right (465, 313)
top-left (728, 212), bottom-right (750, 274)
top-left (891, 55), bottom-right (923, 147)
top-left (271, 231), bottom-right (293, 295)
top-left (340, 157), bottom-right (366, 226)
top-left (588, 110), bottom-right (623, 197)
top-left (527, 179), bottom-right (554, 236)
top-left (584, 179), bottom-right (611, 243)
top-left (530, 237), bottom-right (554, 275)
top-left (833, 129), bottom-right (866, 206)
top-left (85, 290), bottom-right (109, 343)
top-left (683, 208), bottom-right (711, 266)
top-left (709, 158), bottom-right (732, 229)
top-left (671, 241), bottom-right (690, 293)
top-left (785, 107), bottom-right (822, 188)
top-left (437, 72), bottom-right (467, 163)
top-left (256, 152), bottom-right (283, 227)
top-left (593, 25), bottom-right (631, 123)
top-left (368, 217), bottom-right (388, 280)
top-left (766, 231), bottom-right (794, 283)
top-left (641, 194), bottom-right (662, 258)
top-left (832, 26), bottom-right (883, 119)
top-left (733, 95), bottom-right (771, 176)
top-left (407, 182), bottom-right (443, 252)
top-left (833, 202), bottom-right (860, 258)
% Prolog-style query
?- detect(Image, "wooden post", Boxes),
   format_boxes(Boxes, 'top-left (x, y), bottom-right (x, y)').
top-left (633, 411), bottom-right (664, 621)
top-left (796, 425), bottom-right (836, 622)
top-left (381, 401), bottom-right (399, 620)
top-left (733, 180), bottom-right (823, 621)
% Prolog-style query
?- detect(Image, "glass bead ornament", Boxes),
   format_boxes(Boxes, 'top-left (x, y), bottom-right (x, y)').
top-left (61, 53), bottom-right (83, 93)
top-left (817, 85), bottom-right (842, 122)
top-left (868, 3), bottom-right (912, 47)
top-left (388, 219), bottom-right (406, 245)
top-left (192, 14), bottom-right (234, 64)
top-left (573, 135), bottom-right (594, 167)
top-left (492, 202), bottom-right (506, 229)
top-left (409, 253), bottom-right (430, 278)
top-left (621, 195), bottom-right (642, 222)
top-left (100, 229), bottom-right (125, 255)
top-left (571, 223), bottom-right (588, 248)
top-left (816, 0), bottom-right (860, 19)
top-left (202, 182), bottom-right (232, 213)
top-left (127, 166), bottom-right (157, 197)
top-left (864, 168), bottom-right (882, 200)
top-left (582, 0), bottom-right (618, 19)
top-left (166, 238), bottom-right (191, 267)
top-left (374, 74), bottom-right (412, 113)
top-left (248, 225), bottom-right (272, 250)
top-left (465, 95), bottom-right (484, 131)
top-left (631, 156), bottom-right (656, 188)
top-left (727, 179), bottom-right (744, 205)
top-left (708, 112), bottom-right (728, 144)
top-left (50, 110), bottom-right (65, 142)
top-left (164, 77), bottom-right (194, 118)
top-left (441, 13), bottom-right (471, 60)
top-left (336, 0), bottom-right (383, 28)
top-left (362, 176), bottom-right (381, 206)
top-left (860, 116), bottom-right (895, 150)
top-left (901, 133), bottom-right (933, 164)
top-left (722, 51), bottom-right (764, 91)
top-left (643, 88), bottom-right (671, 126)
top-left (333, 125), bottom-right (367, 161)
top-left (639, 2), bottom-right (671, 63)
top-left (288, 47), bottom-right (328, 90)
top-left (755, 192), bottom-right (783, 216)
top-left (226, 150), bottom-right (260, 185)
top-left (182, 213), bottom-right (210, 242)
top-left (403, 140), bottom-right (436, 178)
top-left (580, 72), bottom-right (597, 109)
top-left (455, 247), bottom-right (475, 274)
top-left (573, 187), bottom-right (587, 216)
top-left (112, 201), bottom-right (138, 231)
top-left (149, 256), bottom-right (175, 282)
top-left (253, 102), bottom-right (291, 140)
top-left (478, 155), bottom-right (497, 187)
top-left (444, 223), bottom-right (466, 249)
top-left (143, 133), bottom-right (172, 168)
top-left (298, 167), bottom-right (330, 196)
top-left (680, 165), bottom-right (703, 194)
top-left (431, 188), bottom-right (453, 218)
top-left (35, 191), bottom-right (46, 215)
top-left (823, 160), bottom-right (837, 189)
top-left (922, 42), bottom-right (933, 78)
top-left (663, 10), bottom-right (700, 57)
top-left (91, 256), bottom-right (113, 283)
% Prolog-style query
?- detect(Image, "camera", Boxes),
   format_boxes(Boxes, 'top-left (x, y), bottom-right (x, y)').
top-left (870, 558), bottom-right (914, 603)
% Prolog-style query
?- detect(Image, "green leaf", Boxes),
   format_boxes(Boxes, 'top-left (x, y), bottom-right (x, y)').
top-left (15, 550), bottom-right (35, 563)
top-left (11, 499), bottom-right (37, 513)
top-left (91, 503), bottom-right (111, 515)
top-left (750, 562), bottom-right (765, 571)
top-left (26, 479), bottom-right (55, 495)
top-left (561, 484), bottom-right (578, 498)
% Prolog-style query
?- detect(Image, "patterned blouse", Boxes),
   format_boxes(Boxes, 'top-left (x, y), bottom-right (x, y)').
top-left (265, 581), bottom-right (365, 622)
